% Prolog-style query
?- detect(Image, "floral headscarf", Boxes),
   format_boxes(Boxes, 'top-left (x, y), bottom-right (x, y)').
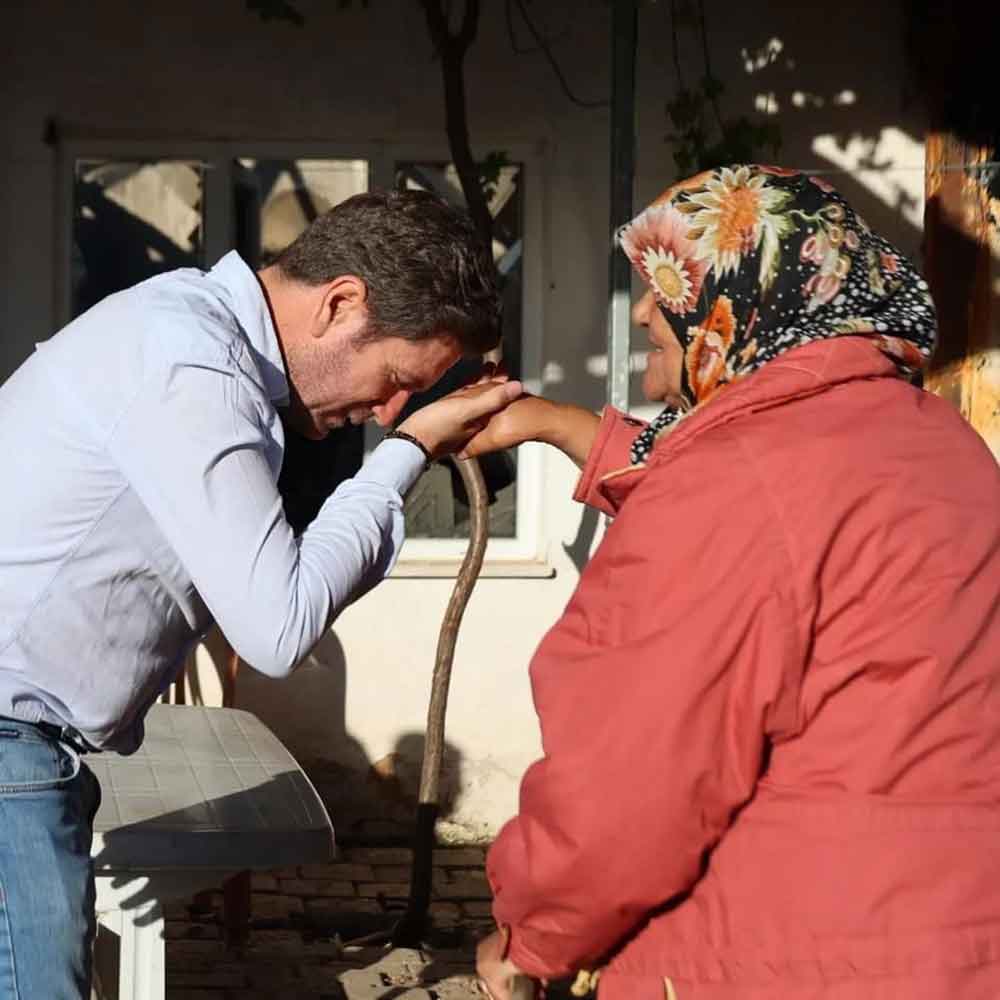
top-left (618, 165), bottom-right (937, 464)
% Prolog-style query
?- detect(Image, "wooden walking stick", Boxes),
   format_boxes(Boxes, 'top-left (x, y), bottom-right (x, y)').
top-left (392, 453), bottom-right (489, 947)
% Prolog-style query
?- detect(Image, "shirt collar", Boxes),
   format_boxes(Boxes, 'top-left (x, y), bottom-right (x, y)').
top-left (207, 251), bottom-right (290, 407)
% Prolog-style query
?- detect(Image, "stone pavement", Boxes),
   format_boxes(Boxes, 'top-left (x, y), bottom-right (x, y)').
top-left (164, 846), bottom-right (494, 1000)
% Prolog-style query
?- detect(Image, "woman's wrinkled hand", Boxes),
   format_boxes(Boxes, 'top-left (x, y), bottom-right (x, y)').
top-left (476, 927), bottom-right (533, 1000)
top-left (458, 395), bottom-right (554, 458)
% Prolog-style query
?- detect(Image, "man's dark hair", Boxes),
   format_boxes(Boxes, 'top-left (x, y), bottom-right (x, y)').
top-left (274, 189), bottom-right (501, 355)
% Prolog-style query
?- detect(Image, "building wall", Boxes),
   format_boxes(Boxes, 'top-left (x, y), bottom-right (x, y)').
top-left (1, 0), bottom-right (929, 840)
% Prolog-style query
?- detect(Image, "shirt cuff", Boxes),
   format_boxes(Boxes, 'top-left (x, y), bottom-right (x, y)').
top-left (572, 406), bottom-right (646, 515)
top-left (357, 438), bottom-right (428, 497)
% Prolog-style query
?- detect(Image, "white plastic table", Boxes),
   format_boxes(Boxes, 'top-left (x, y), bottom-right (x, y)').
top-left (89, 704), bottom-right (334, 1000)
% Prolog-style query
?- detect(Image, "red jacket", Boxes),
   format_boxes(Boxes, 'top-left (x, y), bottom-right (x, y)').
top-left (487, 338), bottom-right (1000, 999)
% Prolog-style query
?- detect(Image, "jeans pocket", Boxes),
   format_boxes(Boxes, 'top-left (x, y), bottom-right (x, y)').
top-left (0, 728), bottom-right (81, 793)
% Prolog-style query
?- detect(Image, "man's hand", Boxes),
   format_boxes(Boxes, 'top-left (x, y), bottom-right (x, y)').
top-left (396, 379), bottom-right (524, 461)
top-left (476, 927), bottom-right (531, 1000)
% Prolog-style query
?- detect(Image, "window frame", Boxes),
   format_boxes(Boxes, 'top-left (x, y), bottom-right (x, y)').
top-left (55, 135), bottom-right (551, 578)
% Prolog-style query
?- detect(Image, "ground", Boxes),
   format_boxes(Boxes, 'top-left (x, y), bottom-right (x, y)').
top-left (161, 845), bottom-right (493, 1000)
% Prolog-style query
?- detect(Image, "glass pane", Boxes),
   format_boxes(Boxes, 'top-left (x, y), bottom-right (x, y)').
top-left (72, 159), bottom-right (204, 317)
top-left (234, 158), bottom-right (369, 268)
top-left (234, 159), bottom-right (371, 532)
top-left (395, 161), bottom-right (524, 540)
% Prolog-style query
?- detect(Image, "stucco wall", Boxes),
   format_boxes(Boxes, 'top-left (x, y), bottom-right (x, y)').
top-left (1, 0), bottom-right (928, 840)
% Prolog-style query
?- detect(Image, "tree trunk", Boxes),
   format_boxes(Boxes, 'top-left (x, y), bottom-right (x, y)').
top-left (419, 0), bottom-right (493, 244)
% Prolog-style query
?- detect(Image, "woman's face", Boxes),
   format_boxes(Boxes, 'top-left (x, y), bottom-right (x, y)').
top-left (633, 288), bottom-right (684, 404)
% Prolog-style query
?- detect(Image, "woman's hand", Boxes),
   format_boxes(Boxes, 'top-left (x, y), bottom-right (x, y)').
top-left (459, 395), bottom-right (553, 458)
top-left (476, 927), bottom-right (531, 1000)
top-left (461, 398), bottom-right (602, 469)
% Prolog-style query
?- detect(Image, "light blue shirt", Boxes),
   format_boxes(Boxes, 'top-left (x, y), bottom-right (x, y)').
top-left (0, 252), bottom-right (424, 752)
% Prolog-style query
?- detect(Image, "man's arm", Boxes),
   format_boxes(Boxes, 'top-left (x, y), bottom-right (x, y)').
top-left (106, 363), bottom-right (519, 677)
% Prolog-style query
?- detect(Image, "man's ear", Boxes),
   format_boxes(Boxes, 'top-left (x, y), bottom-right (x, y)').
top-left (316, 274), bottom-right (368, 338)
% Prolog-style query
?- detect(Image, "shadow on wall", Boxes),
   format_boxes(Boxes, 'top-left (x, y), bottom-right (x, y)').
top-left (569, 0), bottom-right (1000, 447)
top-left (233, 628), bottom-right (465, 845)
top-left (563, 4), bottom-right (940, 420)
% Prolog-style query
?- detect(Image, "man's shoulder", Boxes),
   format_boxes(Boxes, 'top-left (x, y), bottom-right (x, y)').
top-left (128, 267), bottom-right (243, 356)
top-left (34, 266), bottom-right (261, 433)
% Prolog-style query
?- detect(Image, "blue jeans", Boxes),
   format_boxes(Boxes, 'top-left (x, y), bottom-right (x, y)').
top-left (0, 720), bottom-right (100, 999)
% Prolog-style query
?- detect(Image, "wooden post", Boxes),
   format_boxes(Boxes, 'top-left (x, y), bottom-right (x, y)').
top-left (923, 135), bottom-right (1000, 458)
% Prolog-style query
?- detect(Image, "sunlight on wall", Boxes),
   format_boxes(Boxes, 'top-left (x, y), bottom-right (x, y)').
top-left (585, 350), bottom-right (650, 378)
top-left (542, 360), bottom-right (565, 384)
top-left (742, 38), bottom-right (784, 74)
top-left (811, 127), bottom-right (926, 230)
top-left (754, 92), bottom-right (780, 115)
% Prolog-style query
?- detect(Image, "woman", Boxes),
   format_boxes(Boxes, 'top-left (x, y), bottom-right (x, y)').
top-left (471, 165), bottom-right (1000, 999)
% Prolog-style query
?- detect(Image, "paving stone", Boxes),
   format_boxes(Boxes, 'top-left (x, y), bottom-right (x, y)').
top-left (357, 881), bottom-right (410, 899)
top-left (279, 878), bottom-right (356, 897)
top-left (164, 900), bottom-right (193, 920)
top-left (343, 847), bottom-right (412, 865)
top-left (168, 968), bottom-right (245, 989)
top-left (372, 865), bottom-right (412, 882)
top-left (429, 901), bottom-right (462, 922)
top-left (301, 863), bottom-right (376, 881)
top-left (433, 874), bottom-right (492, 901)
top-left (246, 929), bottom-right (309, 954)
top-left (305, 898), bottom-right (383, 921)
top-left (432, 848), bottom-right (487, 867)
top-left (189, 891), bottom-right (224, 916)
top-left (166, 848), bottom-right (490, 998)
top-left (165, 921), bottom-right (221, 941)
top-left (165, 938), bottom-right (226, 955)
top-left (231, 960), bottom-right (301, 989)
top-left (251, 893), bottom-right (304, 918)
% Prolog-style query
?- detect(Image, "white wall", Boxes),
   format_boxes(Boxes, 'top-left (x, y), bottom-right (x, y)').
top-left (1, 0), bottom-right (927, 840)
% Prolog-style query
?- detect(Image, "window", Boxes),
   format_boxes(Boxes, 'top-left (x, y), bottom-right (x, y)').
top-left (72, 159), bottom-right (205, 317)
top-left (57, 139), bottom-right (547, 575)
top-left (389, 160), bottom-right (524, 542)
top-left (234, 158), bottom-right (368, 268)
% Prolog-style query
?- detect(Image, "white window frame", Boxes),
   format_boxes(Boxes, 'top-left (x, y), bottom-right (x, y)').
top-left (55, 136), bottom-right (551, 579)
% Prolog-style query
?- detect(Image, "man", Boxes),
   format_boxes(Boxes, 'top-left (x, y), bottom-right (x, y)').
top-left (0, 188), bottom-right (521, 998)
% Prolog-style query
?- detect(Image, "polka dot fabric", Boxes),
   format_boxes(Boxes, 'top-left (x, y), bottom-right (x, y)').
top-left (618, 165), bottom-right (937, 465)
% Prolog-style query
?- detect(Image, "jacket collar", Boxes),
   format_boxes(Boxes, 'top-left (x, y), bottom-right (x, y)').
top-left (596, 337), bottom-right (901, 510)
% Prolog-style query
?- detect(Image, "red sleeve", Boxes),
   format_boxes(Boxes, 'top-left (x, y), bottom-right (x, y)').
top-left (487, 430), bottom-right (805, 979)
top-left (572, 407), bottom-right (647, 516)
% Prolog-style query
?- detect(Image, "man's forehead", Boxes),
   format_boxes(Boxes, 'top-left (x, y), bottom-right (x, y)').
top-left (402, 334), bottom-right (462, 362)
top-left (391, 334), bottom-right (462, 381)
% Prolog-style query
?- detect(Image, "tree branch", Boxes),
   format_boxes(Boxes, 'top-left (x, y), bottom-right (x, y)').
top-left (697, 0), bottom-right (727, 141)
top-left (457, 0), bottom-right (479, 51)
top-left (419, 0), bottom-right (493, 243)
top-left (511, 0), bottom-right (609, 109)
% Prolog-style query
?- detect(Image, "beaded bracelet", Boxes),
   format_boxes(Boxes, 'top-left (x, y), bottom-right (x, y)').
top-left (382, 429), bottom-right (433, 469)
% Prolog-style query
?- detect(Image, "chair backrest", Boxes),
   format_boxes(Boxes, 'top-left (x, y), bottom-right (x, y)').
top-left (161, 628), bottom-right (239, 708)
